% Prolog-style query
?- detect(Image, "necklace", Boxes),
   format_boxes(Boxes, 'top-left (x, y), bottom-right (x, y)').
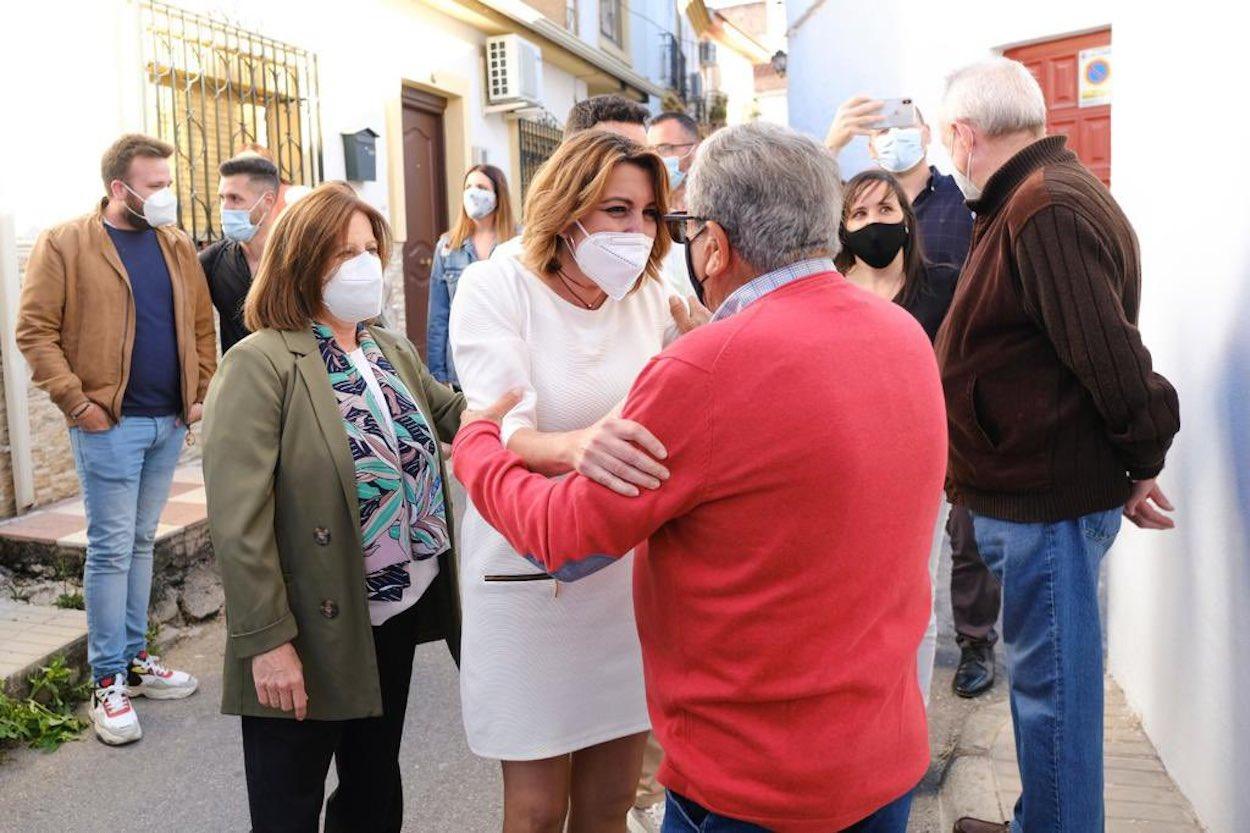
top-left (556, 268), bottom-right (606, 310)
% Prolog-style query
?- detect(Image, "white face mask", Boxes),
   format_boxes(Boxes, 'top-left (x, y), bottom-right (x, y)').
top-left (463, 186), bottom-right (497, 220)
top-left (322, 251), bottom-right (384, 323)
top-left (124, 183), bottom-right (178, 227)
top-left (872, 128), bottom-right (925, 174)
top-left (564, 221), bottom-right (654, 301)
top-left (949, 127), bottom-right (982, 201)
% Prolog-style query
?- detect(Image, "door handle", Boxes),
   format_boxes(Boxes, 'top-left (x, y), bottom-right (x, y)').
top-left (418, 255), bottom-right (432, 268)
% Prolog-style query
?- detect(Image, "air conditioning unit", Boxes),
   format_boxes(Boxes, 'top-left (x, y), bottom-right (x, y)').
top-left (486, 34), bottom-right (544, 107)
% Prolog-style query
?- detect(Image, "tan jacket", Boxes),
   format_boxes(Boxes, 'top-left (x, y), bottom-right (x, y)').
top-left (202, 326), bottom-right (464, 720)
top-left (16, 203), bottom-right (217, 423)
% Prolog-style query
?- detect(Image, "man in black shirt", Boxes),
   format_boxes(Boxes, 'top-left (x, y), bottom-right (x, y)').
top-left (199, 155), bottom-right (280, 353)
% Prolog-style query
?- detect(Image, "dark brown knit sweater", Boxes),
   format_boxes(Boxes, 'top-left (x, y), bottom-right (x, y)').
top-left (935, 136), bottom-right (1180, 523)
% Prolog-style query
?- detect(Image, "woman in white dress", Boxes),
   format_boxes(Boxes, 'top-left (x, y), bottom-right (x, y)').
top-left (450, 131), bottom-right (678, 833)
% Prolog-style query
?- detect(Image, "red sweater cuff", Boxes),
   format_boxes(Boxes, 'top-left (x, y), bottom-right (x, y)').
top-left (451, 419), bottom-right (504, 479)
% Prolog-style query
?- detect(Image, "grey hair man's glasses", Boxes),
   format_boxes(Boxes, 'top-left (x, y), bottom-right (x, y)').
top-left (663, 212), bottom-right (711, 246)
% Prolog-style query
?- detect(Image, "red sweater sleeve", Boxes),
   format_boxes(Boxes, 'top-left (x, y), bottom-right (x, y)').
top-left (452, 355), bottom-right (712, 579)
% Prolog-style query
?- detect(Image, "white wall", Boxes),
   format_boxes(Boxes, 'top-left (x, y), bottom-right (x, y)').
top-left (786, 3), bottom-right (1250, 831)
top-left (716, 46), bottom-right (759, 124)
top-left (0, 0), bottom-right (577, 238)
top-left (1104, 10), bottom-right (1250, 833)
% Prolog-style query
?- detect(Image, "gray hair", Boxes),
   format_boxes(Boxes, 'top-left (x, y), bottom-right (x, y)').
top-left (686, 122), bottom-right (842, 272)
top-left (941, 57), bottom-right (1047, 137)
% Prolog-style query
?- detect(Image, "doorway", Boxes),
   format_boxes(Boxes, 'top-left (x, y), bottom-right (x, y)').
top-left (1005, 28), bottom-right (1111, 186)
top-left (401, 86), bottom-right (450, 357)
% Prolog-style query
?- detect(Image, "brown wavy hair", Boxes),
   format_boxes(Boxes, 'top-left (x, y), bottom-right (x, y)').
top-left (521, 130), bottom-right (670, 285)
top-left (244, 182), bottom-right (392, 331)
top-left (447, 164), bottom-right (516, 251)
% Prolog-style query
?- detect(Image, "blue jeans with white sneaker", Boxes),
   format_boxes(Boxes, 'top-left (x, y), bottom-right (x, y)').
top-left (70, 416), bottom-right (186, 683)
top-left (970, 507), bottom-right (1123, 833)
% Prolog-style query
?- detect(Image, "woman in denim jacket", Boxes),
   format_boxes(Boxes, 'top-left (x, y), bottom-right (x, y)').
top-left (427, 165), bottom-right (515, 386)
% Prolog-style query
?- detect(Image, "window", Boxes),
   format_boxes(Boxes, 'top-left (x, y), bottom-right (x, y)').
top-left (138, 0), bottom-right (323, 243)
top-left (517, 116), bottom-right (562, 202)
top-left (565, 0), bottom-right (578, 31)
top-left (600, 0), bottom-right (623, 46)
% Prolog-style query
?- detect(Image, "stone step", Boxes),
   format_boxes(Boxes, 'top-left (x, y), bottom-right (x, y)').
top-left (0, 600), bottom-right (88, 699)
top-left (0, 464), bottom-right (222, 638)
top-left (0, 464), bottom-right (207, 571)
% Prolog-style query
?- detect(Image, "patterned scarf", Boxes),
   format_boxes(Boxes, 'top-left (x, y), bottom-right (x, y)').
top-left (314, 324), bottom-right (449, 603)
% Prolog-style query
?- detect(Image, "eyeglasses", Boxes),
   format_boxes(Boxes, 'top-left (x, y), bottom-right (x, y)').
top-left (652, 142), bottom-right (697, 157)
top-left (663, 212), bottom-right (711, 246)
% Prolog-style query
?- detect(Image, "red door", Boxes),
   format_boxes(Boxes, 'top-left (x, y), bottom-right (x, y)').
top-left (1006, 29), bottom-right (1111, 186)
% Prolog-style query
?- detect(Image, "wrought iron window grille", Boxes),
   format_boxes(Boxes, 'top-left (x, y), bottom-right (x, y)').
top-left (138, 0), bottom-right (323, 243)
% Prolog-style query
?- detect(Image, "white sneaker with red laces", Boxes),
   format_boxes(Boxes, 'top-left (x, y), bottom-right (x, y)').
top-left (127, 651), bottom-right (198, 700)
top-left (92, 675), bottom-right (142, 746)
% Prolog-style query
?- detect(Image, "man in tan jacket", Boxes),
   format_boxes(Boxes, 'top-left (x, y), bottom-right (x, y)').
top-left (16, 133), bottom-right (216, 747)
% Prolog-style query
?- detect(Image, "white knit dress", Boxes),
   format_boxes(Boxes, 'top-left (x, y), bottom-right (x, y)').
top-left (449, 250), bottom-right (676, 760)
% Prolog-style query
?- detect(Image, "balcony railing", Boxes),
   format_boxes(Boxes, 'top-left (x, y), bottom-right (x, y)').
top-left (660, 33), bottom-right (688, 102)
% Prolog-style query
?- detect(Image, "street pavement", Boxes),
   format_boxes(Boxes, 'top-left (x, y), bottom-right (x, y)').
top-left (0, 622), bottom-right (503, 832)
top-left (0, 491), bottom-right (971, 832)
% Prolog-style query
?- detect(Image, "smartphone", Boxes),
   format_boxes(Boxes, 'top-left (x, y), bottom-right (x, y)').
top-left (877, 98), bottom-right (917, 130)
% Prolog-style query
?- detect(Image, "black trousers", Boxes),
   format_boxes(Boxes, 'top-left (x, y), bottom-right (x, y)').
top-left (241, 601), bottom-right (423, 833)
top-left (947, 504), bottom-right (1002, 645)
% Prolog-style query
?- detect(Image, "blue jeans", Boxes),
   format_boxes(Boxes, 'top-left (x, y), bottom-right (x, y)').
top-left (661, 789), bottom-right (914, 833)
top-left (70, 416), bottom-right (187, 682)
top-left (970, 507), bottom-right (1123, 833)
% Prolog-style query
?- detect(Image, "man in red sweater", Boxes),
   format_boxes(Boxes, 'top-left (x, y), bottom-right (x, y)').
top-left (453, 123), bottom-right (948, 832)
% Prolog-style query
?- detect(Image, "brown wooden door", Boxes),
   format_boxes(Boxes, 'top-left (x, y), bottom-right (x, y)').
top-left (401, 86), bottom-right (449, 358)
top-left (1006, 28), bottom-right (1111, 186)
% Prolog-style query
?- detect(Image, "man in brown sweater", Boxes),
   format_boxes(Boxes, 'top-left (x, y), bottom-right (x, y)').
top-left (934, 60), bottom-right (1180, 833)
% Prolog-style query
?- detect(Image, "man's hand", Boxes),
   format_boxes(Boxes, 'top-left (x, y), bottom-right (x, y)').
top-left (1124, 479), bottom-right (1176, 530)
top-left (75, 403), bottom-right (111, 433)
top-left (825, 96), bottom-right (884, 153)
top-left (185, 402), bottom-right (204, 425)
top-left (568, 408), bottom-right (669, 497)
top-left (460, 389), bottom-right (524, 429)
top-left (669, 295), bottom-right (712, 335)
top-left (252, 642), bottom-right (308, 720)
top-left (460, 390), bottom-right (669, 497)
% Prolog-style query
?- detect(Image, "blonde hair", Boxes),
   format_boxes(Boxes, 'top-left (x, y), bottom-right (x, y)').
top-left (521, 130), bottom-right (670, 284)
top-left (447, 164), bottom-right (516, 251)
top-left (244, 182), bottom-right (392, 331)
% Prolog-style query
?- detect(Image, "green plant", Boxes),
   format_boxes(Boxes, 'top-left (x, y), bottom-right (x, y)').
top-left (145, 619), bottom-right (162, 653)
top-left (54, 592), bottom-right (84, 610)
top-left (0, 657), bottom-right (90, 752)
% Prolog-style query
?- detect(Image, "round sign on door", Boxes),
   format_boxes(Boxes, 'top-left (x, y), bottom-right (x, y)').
top-left (1079, 46), bottom-right (1111, 107)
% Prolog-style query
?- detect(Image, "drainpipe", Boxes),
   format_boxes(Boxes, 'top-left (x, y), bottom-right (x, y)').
top-left (0, 212), bottom-right (35, 513)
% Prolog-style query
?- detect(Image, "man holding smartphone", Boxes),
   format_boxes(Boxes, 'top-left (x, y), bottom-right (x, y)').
top-left (825, 95), bottom-right (998, 700)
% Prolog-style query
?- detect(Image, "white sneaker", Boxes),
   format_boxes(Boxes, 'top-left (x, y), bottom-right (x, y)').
top-left (127, 651), bottom-right (198, 700)
top-left (627, 802), bottom-right (666, 833)
top-left (91, 676), bottom-right (142, 746)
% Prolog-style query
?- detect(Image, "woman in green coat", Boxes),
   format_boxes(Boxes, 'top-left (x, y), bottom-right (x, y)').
top-left (203, 183), bottom-right (466, 833)
top-left (203, 182), bottom-right (668, 833)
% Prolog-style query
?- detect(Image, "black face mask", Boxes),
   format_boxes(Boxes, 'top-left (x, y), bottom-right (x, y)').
top-left (841, 221), bottom-right (909, 269)
top-left (683, 235), bottom-right (710, 306)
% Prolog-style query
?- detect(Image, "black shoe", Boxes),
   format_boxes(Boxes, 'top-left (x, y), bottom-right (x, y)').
top-left (953, 641), bottom-right (995, 698)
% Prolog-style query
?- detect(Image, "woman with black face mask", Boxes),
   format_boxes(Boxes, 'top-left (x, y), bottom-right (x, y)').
top-left (835, 170), bottom-right (958, 342)
top-left (835, 169), bottom-right (959, 710)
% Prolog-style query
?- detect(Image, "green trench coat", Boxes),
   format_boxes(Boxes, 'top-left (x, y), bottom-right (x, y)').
top-left (201, 326), bottom-right (465, 720)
